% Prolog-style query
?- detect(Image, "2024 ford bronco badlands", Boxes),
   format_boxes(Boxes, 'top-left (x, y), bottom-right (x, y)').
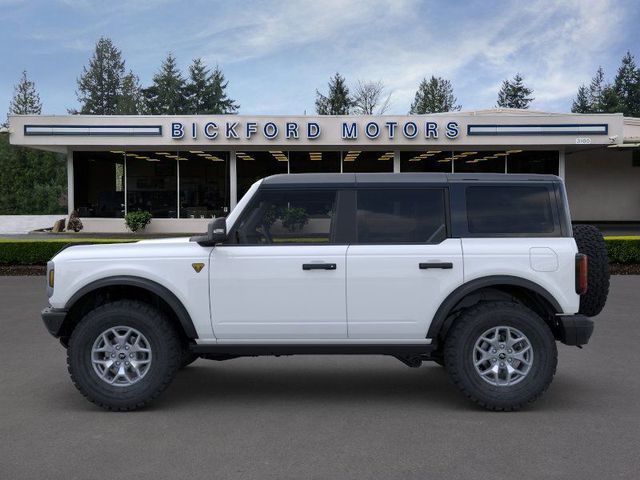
top-left (42, 173), bottom-right (609, 411)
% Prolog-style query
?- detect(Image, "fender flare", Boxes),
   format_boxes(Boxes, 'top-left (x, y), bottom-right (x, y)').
top-left (426, 275), bottom-right (562, 340)
top-left (65, 275), bottom-right (198, 339)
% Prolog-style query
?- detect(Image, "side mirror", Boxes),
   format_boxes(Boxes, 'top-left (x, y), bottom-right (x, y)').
top-left (191, 217), bottom-right (227, 246)
top-left (209, 217), bottom-right (227, 244)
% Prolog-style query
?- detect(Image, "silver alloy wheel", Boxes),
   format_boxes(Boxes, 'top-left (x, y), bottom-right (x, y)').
top-left (91, 326), bottom-right (152, 387)
top-left (473, 326), bottom-right (533, 387)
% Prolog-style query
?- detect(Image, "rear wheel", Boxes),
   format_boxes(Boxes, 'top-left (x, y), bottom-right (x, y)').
top-left (444, 301), bottom-right (557, 411)
top-left (67, 300), bottom-right (182, 411)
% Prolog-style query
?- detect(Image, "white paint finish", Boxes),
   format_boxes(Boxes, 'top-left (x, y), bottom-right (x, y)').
top-left (529, 247), bottom-right (559, 272)
top-left (462, 238), bottom-right (579, 314)
top-left (49, 239), bottom-right (215, 339)
top-left (209, 245), bottom-right (348, 339)
top-left (346, 240), bottom-right (464, 338)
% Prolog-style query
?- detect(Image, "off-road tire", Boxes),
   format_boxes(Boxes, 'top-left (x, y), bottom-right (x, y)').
top-left (573, 224), bottom-right (610, 317)
top-left (444, 301), bottom-right (557, 411)
top-left (67, 300), bottom-right (182, 411)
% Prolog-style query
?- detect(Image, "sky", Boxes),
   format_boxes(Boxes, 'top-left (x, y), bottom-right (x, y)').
top-left (1, 0), bottom-right (639, 117)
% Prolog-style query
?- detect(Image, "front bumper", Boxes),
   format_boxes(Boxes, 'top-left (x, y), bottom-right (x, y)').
top-left (557, 314), bottom-right (594, 346)
top-left (41, 307), bottom-right (68, 338)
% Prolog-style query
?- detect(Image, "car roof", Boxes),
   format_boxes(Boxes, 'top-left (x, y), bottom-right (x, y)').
top-left (260, 172), bottom-right (561, 188)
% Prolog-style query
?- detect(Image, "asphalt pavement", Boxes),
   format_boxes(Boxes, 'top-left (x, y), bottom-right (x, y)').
top-left (1, 275), bottom-right (639, 480)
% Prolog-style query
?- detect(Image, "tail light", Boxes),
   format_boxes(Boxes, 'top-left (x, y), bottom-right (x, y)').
top-left (575, 253), bottom-right (588, 295)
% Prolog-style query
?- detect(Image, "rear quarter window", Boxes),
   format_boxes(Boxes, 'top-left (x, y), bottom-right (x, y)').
top-left (465, 185), bottom-right (556, 235)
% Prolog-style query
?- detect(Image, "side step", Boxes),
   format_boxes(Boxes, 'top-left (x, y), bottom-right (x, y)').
top-left (190, 343), bottom-right (436, 357)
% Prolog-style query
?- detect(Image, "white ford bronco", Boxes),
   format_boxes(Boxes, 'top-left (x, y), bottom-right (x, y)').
top-left (42, 173), bottom-right (609, 411)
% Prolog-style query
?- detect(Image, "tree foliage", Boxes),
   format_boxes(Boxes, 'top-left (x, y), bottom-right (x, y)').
top-left (0, 134), bottom-right (66, 215)
top-left (315, 73), bottom-right (352, 115)
top-left (496, 73), bottom-right (534, 109)
top-left (116, 71), bottom-right (144, 115)
top-left (185, 58), bottom-right (239, 114)
top-left (75, 37), bottom-right (126, 114)
top-left (8, 70), bottom-right (42, 117)
top-left (143, 53), bottom-right (187, 115)
top-left (613, 51), bottom-right (640, 117)
top-left (352, 80), bottom-right (391, 115)
top-left (409, 76), bottom-right (461, 114)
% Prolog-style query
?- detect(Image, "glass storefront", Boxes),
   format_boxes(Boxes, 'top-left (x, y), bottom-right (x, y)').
top-left (73, 149), bottom-right (560, 217)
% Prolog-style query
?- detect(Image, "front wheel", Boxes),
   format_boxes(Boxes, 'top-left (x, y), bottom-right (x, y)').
top-left (444, 301), bottom-right (557, 411)
top-left (67, 300), bottom-right (182, 411)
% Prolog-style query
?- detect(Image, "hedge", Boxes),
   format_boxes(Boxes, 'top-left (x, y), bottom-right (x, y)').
top-left (0, 239), bottom-right (135, 265)
top-left (605, 236), bottom-right (640, 264)
top-left (1, 236), bottom-right (640, 266)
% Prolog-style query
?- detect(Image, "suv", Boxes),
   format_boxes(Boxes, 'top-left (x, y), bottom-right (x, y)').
top-left (42, 173), bottom-right (609, 411)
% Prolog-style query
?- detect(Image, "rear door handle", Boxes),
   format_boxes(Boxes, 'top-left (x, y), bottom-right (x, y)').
top-left (419, 262), bottom-right (453, 270)
top-left (302, 263), bottom-right (337, 271)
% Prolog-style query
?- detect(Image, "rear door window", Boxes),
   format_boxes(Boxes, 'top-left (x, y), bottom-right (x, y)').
top-left (465, 185), bottom-right (556, 234)
top-left (356, 189), bottom-right (447, 244)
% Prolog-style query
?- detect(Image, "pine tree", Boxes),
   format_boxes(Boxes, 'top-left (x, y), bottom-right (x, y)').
top-left (409, 76), bottom-right (461, 114)
top-left (613, 51), bottom-right (640, 117)
top-left (496, 73), bottom-right (534, 109)
top-left (588, 66), bottom-right (607, 111)
top-left (8, 70), bottom-right (42, 117)
top-left (185, 59), bottom-right (239, 114)
top-left (143, 53), bottom-right (187, 115)
top-left (315, 73), bottom-right (352, 115)
top-left (116, 71), bottom-right (144, 115)
top-left (75, 37), bottom-right (125, 114)
top-left (571, 85), bottom-right (591, 113)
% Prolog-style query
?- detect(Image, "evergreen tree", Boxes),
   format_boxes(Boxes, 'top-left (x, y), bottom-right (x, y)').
top-left (571, 85), bottom-right (591, 113)
top-left (185, 59), bottom-right (239, 114)
top-left (613, 51), bottom-right (640, 117)
top-left (588, 66), bottom-right (607, 111)
top-left (409, 76), bottom-right (461, 114)
top-left (8, 70), bottom-right (42, 116)
top-left (75, 37), bottom-right (125, 114)
top-left (143, 53), bottom-right (187, 115)
top-left (497, 73), bottom-right (534, 109)
top-left (315, 73), bottom-right (352, 115)
top-left (116, 71), bottom-right (144, 115)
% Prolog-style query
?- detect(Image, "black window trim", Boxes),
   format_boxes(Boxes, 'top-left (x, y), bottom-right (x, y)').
top-left (353, 186), bottom-right (451, 245)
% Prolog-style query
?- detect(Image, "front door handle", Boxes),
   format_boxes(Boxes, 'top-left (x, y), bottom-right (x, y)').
top-left (302, 263), bottom-right (337, 271)
top-left (419, 262), bottom-right (453, 270)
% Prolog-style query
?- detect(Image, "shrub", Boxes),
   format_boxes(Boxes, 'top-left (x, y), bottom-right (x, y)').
top-left (0, 239), bottom-right (135, 265)
top-left (66, 210), bottom-right (83, 232)
top-left (125, 210), bottom-right (152, 232)
top-left (604, 237), bottom-right (640, 264)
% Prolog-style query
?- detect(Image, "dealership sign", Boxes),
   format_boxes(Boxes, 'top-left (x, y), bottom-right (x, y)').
top-left (170, 120), bottom-right (461, 142)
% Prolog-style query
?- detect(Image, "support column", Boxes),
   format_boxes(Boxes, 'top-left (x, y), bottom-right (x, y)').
top-left (229, 150), bottom-right (237, 211)
top-left (558, 148), bottom-right (566, 179)
top-left (393, 150), bottom-right (401, 173)
top-left (66, 149), bottom-right (74, 216)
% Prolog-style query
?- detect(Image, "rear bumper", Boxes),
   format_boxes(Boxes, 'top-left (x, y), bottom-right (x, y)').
top-left (557, 314), bottom-right (594, 346)
top-left (41, 307), bottom-right (68, 338)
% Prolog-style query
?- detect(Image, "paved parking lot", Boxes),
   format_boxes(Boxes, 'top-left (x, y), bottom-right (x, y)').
top-left (1, 275), bottom-right (639, 480)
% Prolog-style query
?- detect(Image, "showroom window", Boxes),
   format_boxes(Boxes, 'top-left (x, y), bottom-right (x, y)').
top-left (342, 151), bottom-right (394, 173)
top-left (178, 151), bottom-right (229, 218)
top-left (126, 151), bottom-right (177, 218)
top-left (73, 151), bottom-right (125, 218)
top-left (237, 151), bottom-right (288, 201)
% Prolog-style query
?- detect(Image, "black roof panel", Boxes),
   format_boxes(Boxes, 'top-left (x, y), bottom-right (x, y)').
top-left (260, 172), bottom-right (560, 188)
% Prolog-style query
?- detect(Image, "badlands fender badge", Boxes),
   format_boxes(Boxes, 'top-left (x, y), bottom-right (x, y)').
top-left (192, 263), bottom-right (205, 273)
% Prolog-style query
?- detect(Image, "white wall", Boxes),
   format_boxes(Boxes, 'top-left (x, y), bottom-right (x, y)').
top-left (81, 218), bottom-right (210, 234)
top-left (0, 215), bottom-right (66, 234)
top-left (565, 149), bottom-right (640, 221)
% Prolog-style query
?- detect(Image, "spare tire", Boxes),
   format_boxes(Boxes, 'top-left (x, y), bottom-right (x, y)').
top-left (572, 224), bottom-right (610, 317)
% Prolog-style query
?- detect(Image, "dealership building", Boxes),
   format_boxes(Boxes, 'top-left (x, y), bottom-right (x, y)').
top-left (8, 109), bottom-right (640, 233)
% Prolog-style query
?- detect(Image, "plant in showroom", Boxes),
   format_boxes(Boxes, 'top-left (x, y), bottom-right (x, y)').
top-left (125, 210), bottom-right (152, 232)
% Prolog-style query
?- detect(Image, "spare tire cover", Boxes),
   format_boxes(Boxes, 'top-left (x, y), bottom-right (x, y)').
top-left (572, 224), bottom-right (610, 317)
